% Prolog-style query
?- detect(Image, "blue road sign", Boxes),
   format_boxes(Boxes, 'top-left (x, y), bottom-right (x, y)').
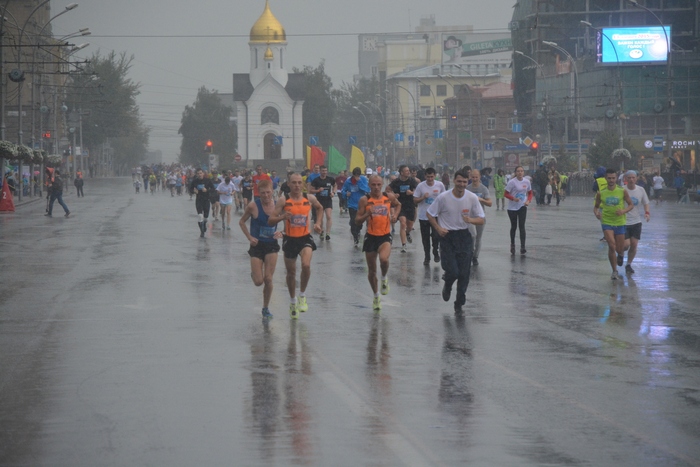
top-left (273, 136), bottom-right (283, 145)
top-left (434, 129), bottom-right (444, 139)
top-left (395, 132), bottom-right (404, 142)
top-left (408, 135), bottom-right (415, 143)
top-left (512, 123), bottom-right (522, 133)
top-left (349, 136), bottom-right (357, 145)
top-left (309, 136), bottom-right (318, 146)
top-left (653, 136), bottom-right (664, 152)
top-left (435, 150), bottom-right (442, 156)
top-left (484, 143), bottom-right (494, 151)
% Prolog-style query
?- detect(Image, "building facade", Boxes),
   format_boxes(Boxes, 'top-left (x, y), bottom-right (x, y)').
top-left (232, 0), bottom-right (305, 163)
top-left (511, 0), bottom-right (700, 173)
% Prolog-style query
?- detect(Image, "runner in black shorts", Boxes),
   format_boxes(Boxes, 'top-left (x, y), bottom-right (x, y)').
top-left (282, 235), bottom-right (317, 259)
top-left (388, 165), bottom-right (418, 252)
top-left (309, 165), bottom-right (335, 241)
top-left (239, 179), bottom-right (282, 319)
top-left (189, 168), bottom-right (216, 237)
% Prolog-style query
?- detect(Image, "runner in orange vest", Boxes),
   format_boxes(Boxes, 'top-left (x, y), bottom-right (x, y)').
top-left (268, 173), bottom-right (324, 318)
top-left (355, 174), bottom-right (401, 311)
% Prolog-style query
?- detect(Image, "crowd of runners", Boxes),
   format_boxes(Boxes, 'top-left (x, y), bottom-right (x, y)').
top-left (132, 162), bottom-right (652, 320)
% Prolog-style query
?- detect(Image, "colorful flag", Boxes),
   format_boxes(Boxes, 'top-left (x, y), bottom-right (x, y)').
top-left (306, 145), bottom-right (311, 169)
top-left (350, 145), bottom-right (366, 173)
top-left (327, 146), bottom-right (347, 174)
top-left (310, 145), bottom-right (326, 169)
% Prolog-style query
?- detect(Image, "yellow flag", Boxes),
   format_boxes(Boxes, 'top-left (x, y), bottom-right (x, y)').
top-left (350, 145), bottom-right (366, 173)
top-left (306, 145), bottom-right (311, 169)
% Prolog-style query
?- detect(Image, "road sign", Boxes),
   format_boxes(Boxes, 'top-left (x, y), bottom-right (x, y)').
top-left (234, 154), bottom-right (242, 162)
top-left (653, 135), bottom-right (664, 152)
top-left (484, 143), bottom-right (494, 151)
top-left (434, 129), bottom-right (444, 139)
top-left (273, 136), bottom-right (283, 145)
top-left (349, 136), bottom-right (357, 145)
top-left (435, 150), bottom-right (442, 156)
top-left (523, 136), bottom-right (533, 147)
top-left (408, 135), bottom-right (414, 142)
top-left (394, 132), bottom-right (404, 142)
top-left (309, 136), bottom-right (318, 146)
top-left (512, 123), bottom-right (522, 133)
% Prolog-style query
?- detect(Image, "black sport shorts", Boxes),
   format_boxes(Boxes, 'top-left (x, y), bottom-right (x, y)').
top-left (318, 197), bottom-right (333, 210)
top-left (248, 240), bottom-right (280, 259)
top-left (362, 233), bottom-right (392, 253)
top-left (282, 234), bottom-right (317, 259)
top-left (625, 222), bottom-right (642, 240)
top-left (399, 204), bottom-right (416, 221)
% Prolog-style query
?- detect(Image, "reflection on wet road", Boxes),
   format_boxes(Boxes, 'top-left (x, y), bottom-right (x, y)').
top-left (1, 178), bottom-right (699, 466)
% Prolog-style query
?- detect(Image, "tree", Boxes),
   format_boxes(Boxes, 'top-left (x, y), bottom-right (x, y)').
top-left (65, 51), bottom-right (149, 174)
top-left (178, 87), bottom-right (236, 168)
top-left (587, 128), bottom-right (633, 170)
top-left (292, 61), bottom-right (334, 152)
top-left (331, 77), bottom-right (381, 154)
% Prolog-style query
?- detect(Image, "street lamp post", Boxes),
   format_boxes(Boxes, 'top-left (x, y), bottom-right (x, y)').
top-left (514, 50), bottom-right (553, 159)
top-left (365, 100), bottom-right (386, 169)
top-left (580, 21), bottom-right (625, 153)
top-left (15, 2), bottom-right (79, 199)
top-left (352, 106), bottom-right (368, 151)
top-left (542, 41), bottom-right (582, 172)
top-left (626, 0), bottom-right (672, 163)
top-left (396, 84), bottom-right (420, 164)
top-left (416, 78), bottom-right (438, 165)
top-left (358, 102), bottom-right (376, 154)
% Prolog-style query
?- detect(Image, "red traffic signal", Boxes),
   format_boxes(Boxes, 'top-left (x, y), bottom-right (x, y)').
top-left (42, 131), bottom-right (51, 138)
top-left (205, 140), bottom-right (213, 152)
top-left (530, 141), bottom-right (539, 150)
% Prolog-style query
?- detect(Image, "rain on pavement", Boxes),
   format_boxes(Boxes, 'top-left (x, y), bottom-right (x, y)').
top-left (1, 177), bottom-right (699, 466)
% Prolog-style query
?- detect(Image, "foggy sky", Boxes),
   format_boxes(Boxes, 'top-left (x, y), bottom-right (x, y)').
top-left (52, 0), bottom-right (516, 161)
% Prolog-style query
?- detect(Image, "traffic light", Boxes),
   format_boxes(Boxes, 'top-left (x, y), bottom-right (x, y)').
top-left (205, 140), bottom-right (213, 153)
top-left (42, 131), bottom-right (51, 139)
top-left (529, 141), bottom-right (539, 157)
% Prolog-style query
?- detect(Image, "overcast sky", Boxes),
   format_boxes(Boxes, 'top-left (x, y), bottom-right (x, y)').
top-left (52, 0), bottom-right (516, 161)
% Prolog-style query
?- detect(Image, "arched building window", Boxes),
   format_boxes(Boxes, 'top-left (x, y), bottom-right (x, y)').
top-left (261, 106), bottom-right (279, 125)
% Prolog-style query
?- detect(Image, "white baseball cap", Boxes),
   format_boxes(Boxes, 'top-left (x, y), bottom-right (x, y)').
top-left (366, 168), bottom-right (373, 175)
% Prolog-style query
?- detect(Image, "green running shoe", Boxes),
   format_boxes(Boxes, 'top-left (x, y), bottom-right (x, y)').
top-left (381, 279), bottom-right (389, 295)
top-left (373, 296), bottom-right (381, 311)
top-left (297, 296), bottom-right (308, 312)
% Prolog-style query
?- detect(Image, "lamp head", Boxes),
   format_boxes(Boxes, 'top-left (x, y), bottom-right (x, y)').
top-left (580, 20), bottom-right (593, 27)
top-left (65, 3), bottom-right (79, 11)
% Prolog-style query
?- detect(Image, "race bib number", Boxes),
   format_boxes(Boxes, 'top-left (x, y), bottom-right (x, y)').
top-left (425, 196), bottom-right (434, 205)
top-left (320, 189), bottom-right (329, 197)
top-left (259, 225), bottom-right (276, 239)
top-left (290, 215), bottom-right (307, 227)
top-left (604, 196), bottom-right (620, 206)
top-left (197, 184), bottom-right (204, 190)
top-left (372, 205), bottom-right (389, 216)
top-left (515, 192), bottom-right (526, 201)
top-left (631, 197), bottom-right (639, 206)
top-left (400, 185), bottom-right (409, 193)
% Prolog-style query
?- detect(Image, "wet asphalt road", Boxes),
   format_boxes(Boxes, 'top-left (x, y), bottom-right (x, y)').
top-left (1, 177), bottom-right (699, 466)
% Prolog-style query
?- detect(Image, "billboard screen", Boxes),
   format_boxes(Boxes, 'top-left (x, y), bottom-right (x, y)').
top-left (442, 34), bottom-right (512, 64)
top-left (599, 26), bottom-right (671, 64)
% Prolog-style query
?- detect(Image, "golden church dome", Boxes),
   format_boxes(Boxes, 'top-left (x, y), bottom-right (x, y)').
top-left (264, 47), bottom-right (274, 60)
top-left (249, 0), bottom-right (286, 43)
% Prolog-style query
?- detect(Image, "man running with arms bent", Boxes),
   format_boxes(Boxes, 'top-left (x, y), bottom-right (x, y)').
top-left (356, 175), bottom-right (401, 311)
top-left (268, 173), bottom-right (324, 318)
top-left (594, 168), bottom-right (634, 280)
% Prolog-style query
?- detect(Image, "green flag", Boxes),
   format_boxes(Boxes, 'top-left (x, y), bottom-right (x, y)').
top-left (328, 145), bottom-right (347, 174)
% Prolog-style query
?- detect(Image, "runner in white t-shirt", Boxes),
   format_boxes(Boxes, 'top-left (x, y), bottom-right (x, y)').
top-left (232, 170), bottom-right (244, 211)
top-left (623, 170), bottom-right (650, 274)
top-left (427, 169), bottom-right (485, 314)
top-left (504, 166), bottom-right (533, 255)
top-left (413, 167), bottom-right (446, 265)
top-left (217, 177), bottom-right (236, 230)
top-left (652, 173), bottom-right (664, 205)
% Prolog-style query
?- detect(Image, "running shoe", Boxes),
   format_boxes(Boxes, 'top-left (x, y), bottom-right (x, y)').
top-left (611, 272), bottom-right (618, 281)
top-left (423, 258), bottom-right (431, 265)
top-left (381, 279), bottom-right (389, 295)
top-left (401, 244), bottom-right (407, 253)
top-left (406, 233), bottom-right (412, 244)
top-left (297, 296), bottom-right (308, 312)
top-left (226, 226), bottom-right (231, 230)
top-left (354, 237), bottom-right (359, 248)
top-left (510, 244), bottom-right (515, 256)
top-left (373, 296), bottom-right (381, 312)
top-left (454, 303), bottom-right (464, 315)
top-left (521, 248), bottom-right (527, 255)
top-left (472, 257), bottom-right (479, 265)
top-left (65, 212), bottom-right (70, 218)
top-left (262, 307), bottom-right (273, 319)
top-left (319, 231), bottom-right (325, 241)
top-left (433, 251), bottom-right (440, 263)
top-left (625, 264), bottom-right (635, 274)
top-left (325, 234), bottom-right (330, 241)
top-left (442, 282), bottom-right (452, 302)
top-left (289, 303), bottom-right (298, 318)
top-left (617, 254), bottom-right (624, 267)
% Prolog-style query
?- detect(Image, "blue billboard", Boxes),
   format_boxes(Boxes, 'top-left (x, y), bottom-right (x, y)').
top-left (599, 26), bottom-right (671, 64)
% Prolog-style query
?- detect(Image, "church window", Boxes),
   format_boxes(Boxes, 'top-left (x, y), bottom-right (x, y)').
top-left (255, 49), bottom-right (258, 68)
top-left (261, 107), bottom-right (279, 125)
top-left (280, 49), bottom-right (283, 68)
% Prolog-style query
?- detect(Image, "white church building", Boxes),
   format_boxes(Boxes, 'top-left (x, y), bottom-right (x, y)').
top-left (231, 1), bottom-right (305, 162)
